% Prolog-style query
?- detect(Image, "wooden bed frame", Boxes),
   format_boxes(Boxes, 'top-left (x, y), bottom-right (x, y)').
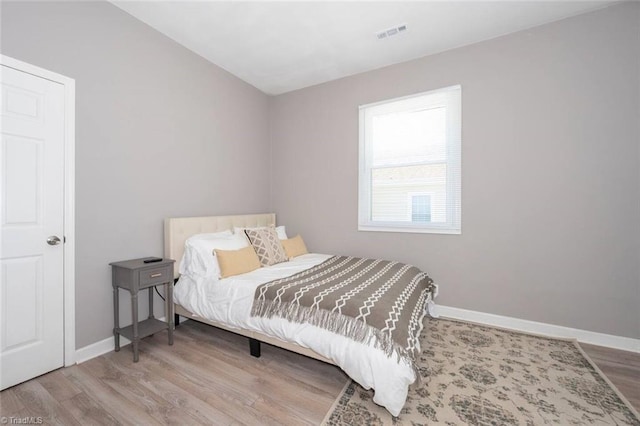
top-left (164, 213), bottom-right (334, 364)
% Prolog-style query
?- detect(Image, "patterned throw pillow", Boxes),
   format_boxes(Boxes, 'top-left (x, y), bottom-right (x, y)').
top-left (244, 226), bottom-right (288, 267)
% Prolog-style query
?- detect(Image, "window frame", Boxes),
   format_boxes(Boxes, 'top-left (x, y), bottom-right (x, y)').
top-left (358, 85), bottom-right (462, 234)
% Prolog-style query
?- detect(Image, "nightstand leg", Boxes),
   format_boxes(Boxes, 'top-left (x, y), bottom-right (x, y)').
top-left (148, 287), bottom-right (154, 319)
top-left (148, 287), bottom-right (155, 338)
top-left (113, 285), bottom-right (120, 352)
top-left (132, 292), bottom-right (139, 362)
top-left (167, 281), bottom-right (174, 346)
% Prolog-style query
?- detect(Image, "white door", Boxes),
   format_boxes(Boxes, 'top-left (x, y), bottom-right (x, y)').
top-left (0, 64), bottom-right (65, 390)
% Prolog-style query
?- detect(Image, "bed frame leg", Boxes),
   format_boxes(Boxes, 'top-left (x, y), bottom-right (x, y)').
top-left (249, 338), bottom-right (261, 358)
top-left (174, 314), bottom-right (180, 327)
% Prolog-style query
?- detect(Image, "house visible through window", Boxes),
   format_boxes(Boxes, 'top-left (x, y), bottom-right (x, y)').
top-left (358, 85), bottom-right (461, 234)
top-left (410, 194), bottom-right (431, 223)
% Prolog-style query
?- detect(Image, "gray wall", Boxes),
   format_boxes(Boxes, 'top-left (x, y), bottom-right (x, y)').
top-left (270, 3), bottom-right (640, 339)
top-left (1, 2), bottom-right (271, 348)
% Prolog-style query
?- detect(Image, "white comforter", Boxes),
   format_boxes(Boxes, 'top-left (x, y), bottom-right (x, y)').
top-left (173, 253), bottom-right (422, 416)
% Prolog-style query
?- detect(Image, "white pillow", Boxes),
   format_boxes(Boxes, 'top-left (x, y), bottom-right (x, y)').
top-left (179, 231), bottom-right (248, 278)
top-left (179, 230), bottom-right (232, 276)
top-left (234, 225), bottom-right (288, 240)
top-left (186, 230), bottom-right (232, 241)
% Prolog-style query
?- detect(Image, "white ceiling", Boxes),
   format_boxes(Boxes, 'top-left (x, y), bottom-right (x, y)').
top-left (113, 1), bottom-right (615, 95)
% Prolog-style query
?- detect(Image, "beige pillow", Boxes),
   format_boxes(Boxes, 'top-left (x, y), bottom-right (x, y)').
top-left (281, 235), bottom-right (308, 259)
top-left (214, 246), bottom-right (261, 278)
top-left (244, 225), bottom-right (288, 266)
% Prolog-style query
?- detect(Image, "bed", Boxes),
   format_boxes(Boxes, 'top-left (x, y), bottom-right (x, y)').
top-left (164, 213), bottom-right (437, 416)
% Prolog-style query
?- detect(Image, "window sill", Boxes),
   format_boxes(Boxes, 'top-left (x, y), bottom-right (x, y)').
top-left (358, 225), bottom-right (461, 235)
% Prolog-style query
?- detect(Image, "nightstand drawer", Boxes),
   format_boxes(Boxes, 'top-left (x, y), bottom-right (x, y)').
top-left (139, 266), bottom-right (172, 286)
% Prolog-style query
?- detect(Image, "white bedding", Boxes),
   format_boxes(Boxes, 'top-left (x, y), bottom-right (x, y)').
top-left (173, 253), bottom-right (418, 416)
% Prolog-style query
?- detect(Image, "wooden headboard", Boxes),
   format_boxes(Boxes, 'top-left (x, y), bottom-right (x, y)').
top-left (164, 213), bottom-right (276, 278)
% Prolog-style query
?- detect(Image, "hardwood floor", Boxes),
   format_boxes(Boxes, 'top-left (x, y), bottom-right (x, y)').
top-left (580, 342), bottom-right (640, 412)
top-left (1, 321), bottom-right (638, 425)
top-left (0, 321), bottom-right (348, 425)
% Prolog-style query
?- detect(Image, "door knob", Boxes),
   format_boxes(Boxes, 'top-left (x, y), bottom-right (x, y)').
top-left (47, 236), bottom-right (61, 245)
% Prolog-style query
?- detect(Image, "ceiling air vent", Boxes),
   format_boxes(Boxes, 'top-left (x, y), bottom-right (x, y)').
top-left (376, 24), bottom-right (408, 40)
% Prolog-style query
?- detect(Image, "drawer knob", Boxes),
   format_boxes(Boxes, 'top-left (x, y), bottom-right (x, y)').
top-left (150, 273), bottom-right (162, 278)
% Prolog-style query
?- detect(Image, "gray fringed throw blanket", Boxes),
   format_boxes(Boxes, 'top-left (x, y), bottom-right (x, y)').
top-left (251, 256), bottom-right (435, 372)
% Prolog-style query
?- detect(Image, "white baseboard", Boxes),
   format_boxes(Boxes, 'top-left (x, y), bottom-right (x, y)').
top-left (75, 334), bottom-right (132, 364)
top-left (75, 316), bottom-right (189, 364)
top-left (432, 304), bottom-right (640, 353)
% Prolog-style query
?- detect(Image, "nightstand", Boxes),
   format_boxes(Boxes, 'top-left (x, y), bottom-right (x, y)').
top-left (109, 258), bottom-right (175, 362)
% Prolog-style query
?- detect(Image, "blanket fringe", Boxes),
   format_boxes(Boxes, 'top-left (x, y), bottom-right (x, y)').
top-left (251, 294), bottom-right (431, 380)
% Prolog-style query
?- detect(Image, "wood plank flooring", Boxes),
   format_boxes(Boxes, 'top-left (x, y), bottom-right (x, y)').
top-left (0, 321), bottom-right (348, 425)
top-left (580, 342), bottom-right (640, 411)
top-left (1, 321), bottom-right (638, 425)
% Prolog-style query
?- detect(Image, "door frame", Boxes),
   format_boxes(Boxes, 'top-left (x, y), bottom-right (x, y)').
top-left (1, 54), bottom-right (76, 366)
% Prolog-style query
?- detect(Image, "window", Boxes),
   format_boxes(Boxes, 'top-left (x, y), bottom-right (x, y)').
top-left (358, 85), bottom-right (461, 234)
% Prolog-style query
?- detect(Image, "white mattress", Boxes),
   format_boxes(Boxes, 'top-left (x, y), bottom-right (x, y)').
top-left (173, 253), bottom-right (417, 416)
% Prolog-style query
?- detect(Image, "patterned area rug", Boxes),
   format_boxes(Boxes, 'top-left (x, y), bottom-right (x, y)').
top-left (323, 318), bottom-right (640, 425)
